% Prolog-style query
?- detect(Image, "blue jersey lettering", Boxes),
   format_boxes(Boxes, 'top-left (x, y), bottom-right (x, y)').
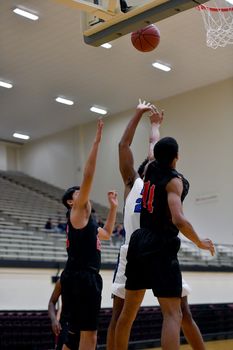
top-left (133, 189), bottom-right (143, 213)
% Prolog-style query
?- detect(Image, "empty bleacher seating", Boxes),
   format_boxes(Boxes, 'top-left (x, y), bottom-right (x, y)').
top-left (0, 171), bottom-right (121, 266)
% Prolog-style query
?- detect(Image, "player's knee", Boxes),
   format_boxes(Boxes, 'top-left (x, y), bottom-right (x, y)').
top-left (163, 307), bottom-right (183, 324)
top-left (80, 330), bottom-right (97, 347)
top-left (119, 311), bottom-right (137, 326)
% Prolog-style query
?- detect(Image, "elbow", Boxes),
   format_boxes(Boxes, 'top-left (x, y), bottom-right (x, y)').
top-left (119, 141), bottom-right (128, 150)
top-left (102, 235), bottom-right (111, 241)
top-left (99, 228), bottom-right (111, 240)
top-left (104, 229), bottom-right (111, 240)
top-left (172, 216), bottom-right (186, 230)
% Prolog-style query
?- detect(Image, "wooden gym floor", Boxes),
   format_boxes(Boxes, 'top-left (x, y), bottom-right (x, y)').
top-left (144, 339), bottom-right (233, 349)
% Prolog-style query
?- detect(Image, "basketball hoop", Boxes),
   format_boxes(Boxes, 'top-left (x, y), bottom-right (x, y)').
top-left (197, 1), bottom-right (233, 49)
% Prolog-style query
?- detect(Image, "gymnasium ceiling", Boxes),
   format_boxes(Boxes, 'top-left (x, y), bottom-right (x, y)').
top-left (0, 0), bottom-right (233, 143)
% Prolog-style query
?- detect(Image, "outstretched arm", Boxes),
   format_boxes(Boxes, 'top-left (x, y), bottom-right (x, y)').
top-left (98, 191), bottom-right (118, 240)
top-left (48, 280), bottom-right (62, 337)
top-left (167, 178), bottom-right (215, 256)
top-left (75, 119), bottom-right (103, 208)
top-left (119, 99), bottom-right (152, 191)
top-left (70, 119), bottom-right (104, 230)
top-left (147, 106), bottom-right (164, 160)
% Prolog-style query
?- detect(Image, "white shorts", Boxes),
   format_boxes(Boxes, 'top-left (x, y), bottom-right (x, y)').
top-left (112, 244), bottom-right (128, 299)
top-left (111, 244), bottom-right (191, 299)
top-left (181, 278), bottom-right (192, 297)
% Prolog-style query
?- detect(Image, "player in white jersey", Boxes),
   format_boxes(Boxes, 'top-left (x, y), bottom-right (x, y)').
top-left (111, 176), bottom-right (143, 299)
top-left (106, 100), bottom-right (206, 350)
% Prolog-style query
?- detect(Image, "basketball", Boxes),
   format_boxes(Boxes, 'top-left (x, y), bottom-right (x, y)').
top-left (131, 24), bottom-right (160, 52)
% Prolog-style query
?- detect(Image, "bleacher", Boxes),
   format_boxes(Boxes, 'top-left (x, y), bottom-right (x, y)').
top-left (0, 170), bottom-right (233, 270)
top-left (0, 170), bottom-right (122, 225)
top-left (0, 170), bottom-right (121, 267)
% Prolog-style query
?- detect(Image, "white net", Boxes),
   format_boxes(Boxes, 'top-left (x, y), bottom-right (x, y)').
top-left (197, 0), bottom-right (233, 49)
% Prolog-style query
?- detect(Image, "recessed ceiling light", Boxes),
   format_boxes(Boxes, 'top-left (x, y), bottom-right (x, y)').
top-left (90, 106), bottom-right (107, 115)
top-left (13, 133), bottom-right (30, 140)
top-left (101, 43), bottom-right (112, 49)
top-left (55, 97), bottom-right (74, 106)
top-left (152, 62), bottom-right (171, 72)
top-left (0, 80), bottom-right (13, 89)
top-left (13, 8), bottom-right (39, 21)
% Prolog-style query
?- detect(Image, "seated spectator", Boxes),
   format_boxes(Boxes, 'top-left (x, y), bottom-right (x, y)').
top-left (91, 207), bottom-right (98, 224)
top-left (119, 226), bottom-right (125, 241)
top-left (45, 218), bottom-right (53, 230)
top-left (111, 223), bottom-right (124, 246)
top-left (56, 218), bottom-right (66, 233)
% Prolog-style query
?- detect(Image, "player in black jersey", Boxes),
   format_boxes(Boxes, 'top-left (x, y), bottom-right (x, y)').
top-left (48, 277), bottom-right (77, 350)
top-left (61, 119), bottom-right (118, 350)
top-left (115, 136), bottom-right (215, 350)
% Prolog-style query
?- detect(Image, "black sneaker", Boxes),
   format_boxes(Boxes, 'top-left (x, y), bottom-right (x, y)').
top-left (121, 6), bottom-right (132, 13)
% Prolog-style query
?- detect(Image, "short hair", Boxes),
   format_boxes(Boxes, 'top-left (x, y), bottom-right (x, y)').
top-left (137, 158), bottom-right (149, 178)
top-left (62, 186), bottom-right (80, 209)
top-left (153, 137), bottom-right (178, 166)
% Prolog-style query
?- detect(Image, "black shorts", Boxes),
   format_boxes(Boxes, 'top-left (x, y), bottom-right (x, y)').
top-left (125, 228), bottom-right (182, 297)
top-left (61, 269), bottom-right (103, 332)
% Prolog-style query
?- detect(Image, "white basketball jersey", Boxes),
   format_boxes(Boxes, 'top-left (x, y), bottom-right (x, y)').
top-left (124, 177), bottom-right (143, 245)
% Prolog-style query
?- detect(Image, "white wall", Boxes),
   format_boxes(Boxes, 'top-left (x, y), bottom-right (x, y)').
top-left (0, 142), bottom-right (7, 170)
top-left (18, 78), bottom-right (233, 243)
top-left (0, 142), bottom-right (20, 171)
top-left (155, 78), bottom-right (233, 245)
top-left (19, 127), bottom-right (83, 190)
top-left (0, 268), bottom-right (232, 310)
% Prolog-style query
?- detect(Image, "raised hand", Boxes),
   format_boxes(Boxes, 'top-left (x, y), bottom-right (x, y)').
top-left (107, 190), bottom-right (118, 208)
top-left (94, 118), bottom-right (104, 143)
top-left (149, 105), bottom-right (164, 125)
top-left (136, 98), bottom-right (153, 114)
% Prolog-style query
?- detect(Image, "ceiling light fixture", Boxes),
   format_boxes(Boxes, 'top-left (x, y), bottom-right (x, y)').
top-left (101, 43), bottom-right (112, 49)
top-left (152, 62), bottom-right (171, 72)
top-left (0, 80), bottom-right (13, 89)
top-left (90, 106), bottom-right (107, 115)
top-left (13, 8), bottom-right (39, 21)
top-left (13, 133), bottom-right (30, 140)
top-left (55, 97), bottom-right (74, 106)
top-left (226, 0), bottom-right (233, 4)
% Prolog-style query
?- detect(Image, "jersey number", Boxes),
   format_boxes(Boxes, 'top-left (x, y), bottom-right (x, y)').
top-left (133, 188), bottom-right (144, 213)
top-left (142, 181), bottom-right (155, 213)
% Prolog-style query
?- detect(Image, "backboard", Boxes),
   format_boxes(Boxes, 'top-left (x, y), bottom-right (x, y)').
top-left (55, 0), bottom-right (206, 46)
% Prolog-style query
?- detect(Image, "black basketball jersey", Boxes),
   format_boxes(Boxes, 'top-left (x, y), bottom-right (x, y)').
top-left (60, 289), bottom-right (69, 324)
top-left (140, 161), bottom-right (189, 241)
top-left (64, 213), bottom-right (101, 272)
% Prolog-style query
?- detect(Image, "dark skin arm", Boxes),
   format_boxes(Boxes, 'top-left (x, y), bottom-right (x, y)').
top-left (119, 100), bottom-right (164, 200)
top-left (48, 279), bottom-right (62, 337)
top-left (167, 177), bottom-right (215, 255)
top-left (119, 100), bottom-right (152, 200)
